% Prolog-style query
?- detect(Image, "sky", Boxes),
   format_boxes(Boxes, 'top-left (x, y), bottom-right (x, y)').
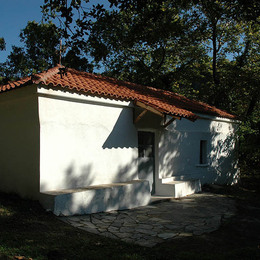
top-left (0, 0), bottom-right (44, 63)
top-left (0, 0), bottom-right (111, 65)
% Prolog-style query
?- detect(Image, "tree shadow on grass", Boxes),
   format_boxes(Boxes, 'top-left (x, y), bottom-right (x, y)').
top-left (0, 192), bottom-right (148, 260)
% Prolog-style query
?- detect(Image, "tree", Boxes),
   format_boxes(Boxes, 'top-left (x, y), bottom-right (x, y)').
top-left (0, 37), bottom-right (6, 84)
top-left (1, 21), bottom-right (93, 81)
top-left (0, 37), bottom-right (5, 51)
top-left (226, 21), bottom-right (260, 174)
top-left (2, 21), bottom-right (61, 78)
top-left (87, 0), bottom-right (210, 92)
top-left (41, 1), bottom-right (257, 102)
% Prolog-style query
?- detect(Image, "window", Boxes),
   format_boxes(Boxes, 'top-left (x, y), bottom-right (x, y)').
top-left (138, 131), bottom-right (154, 158)
top-left (199, 140), bottom-right (207, 164)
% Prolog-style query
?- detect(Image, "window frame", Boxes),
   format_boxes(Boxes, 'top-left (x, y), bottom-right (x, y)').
top-left (197, 139), bottom-right (209, 166)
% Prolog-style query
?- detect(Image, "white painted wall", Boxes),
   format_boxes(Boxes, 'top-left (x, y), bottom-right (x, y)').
top-left (38, 87), bottom-right (139, 192)
top-left (0, 86), bottom-right (40, 198)
top-left (135, 109), bottom-right (238, 189)
top-left (158, 115), bottom-right (239, 185)
top-left (0, 83), bottom-right (239, 203)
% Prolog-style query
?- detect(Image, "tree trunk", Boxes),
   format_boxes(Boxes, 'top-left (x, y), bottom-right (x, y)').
top-left (212, 22), bottom-right (218, 86)
top-left (246, 92), bottom-right (259, 118)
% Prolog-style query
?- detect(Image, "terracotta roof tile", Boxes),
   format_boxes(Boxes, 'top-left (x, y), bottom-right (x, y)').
top-left (0, 65), bottom-right (236, 120)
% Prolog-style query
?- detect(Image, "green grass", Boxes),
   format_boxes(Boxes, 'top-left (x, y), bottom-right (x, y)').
top-left (0, 176), bottom-right (259, 260)
top-left (0, 193), bottom-right (149, 260)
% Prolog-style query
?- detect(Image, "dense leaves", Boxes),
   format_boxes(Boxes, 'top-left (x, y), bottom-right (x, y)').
top-left (0, 37), bottom-right (5, 51)
top-left (0, 21), bottom-right (93, 82)
top-left (3, 21), bottom-right (61, 79)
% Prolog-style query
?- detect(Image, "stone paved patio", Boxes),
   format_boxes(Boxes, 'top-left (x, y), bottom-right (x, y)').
top-left (60, 193), bottom-right (236, 247)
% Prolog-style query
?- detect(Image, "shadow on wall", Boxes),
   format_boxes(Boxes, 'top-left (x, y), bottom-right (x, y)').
top-left (40, 155), bottom-right (139, 192)
top-left (41, 159), bottom-right (150, 216)
top-left (158, 128), bottom-right (184, 178)
top-left (102, 108), bottom-right (137, 149)
top-left (40, 115), bottom-right (238, 214)
top-left (39, 104), bottom-right (154, 214)
top-left (40, 106), bottom-right (139, 192)
top-left (65, 164), bottom-right (94, 188)
top-left (159, 120), bottom-right (238, 185)
top-left (209, 123), bottom-right (239, 184)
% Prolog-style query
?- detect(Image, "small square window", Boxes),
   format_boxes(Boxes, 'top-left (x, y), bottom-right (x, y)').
top-left (200, 140), bottom-right (207, 164)
top-left (138, 131), bottom-right (154, 158)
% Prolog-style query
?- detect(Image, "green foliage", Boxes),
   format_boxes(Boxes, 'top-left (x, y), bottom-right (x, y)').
top-left (20, 21), bottom-right (61, 66)
top-left (238, 120), bottom-right (260, 175)
top-left (216, 21), bottom-right (260, 175)
top-left (1, 21), bottom-right (61, 79)
top-left (88, 0), bottom-right (211, 93)
top-left (0, 193), bottom-right (149, 260)
top-left (63, 46), bottom-right (94, 72)
top-left (0, 21), bottom-right (93, 81)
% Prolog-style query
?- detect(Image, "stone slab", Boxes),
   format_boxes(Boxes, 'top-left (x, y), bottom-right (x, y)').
top-left (60, 193), bottom-right (236, 247)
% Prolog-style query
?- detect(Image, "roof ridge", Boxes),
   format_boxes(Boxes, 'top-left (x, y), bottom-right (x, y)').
top-left (67, 68), bottom-right (152, 90)
top-left (67, 68), bottom-right (134, 85)
top-left (31, 65), bottom-right (63, 84)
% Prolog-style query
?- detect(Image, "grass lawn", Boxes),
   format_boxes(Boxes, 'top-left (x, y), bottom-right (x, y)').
top-left (0, 176), bottom-right (259, 260)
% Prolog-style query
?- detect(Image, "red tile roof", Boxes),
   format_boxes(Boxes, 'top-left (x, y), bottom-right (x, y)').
top-left (0, 65), bottom-right (236, 120)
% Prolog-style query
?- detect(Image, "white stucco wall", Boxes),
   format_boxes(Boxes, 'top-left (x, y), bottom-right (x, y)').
top-left (0, 83), bottom-right (239, 202)
top-left (38, 86), bottom-right (139, 192)
top-left (0, 86), bottom-right (40, 198)
top-left (158, 115), bottom-right (239, 185)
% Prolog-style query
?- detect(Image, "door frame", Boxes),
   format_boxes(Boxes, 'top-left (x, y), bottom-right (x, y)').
top-left (137, 129), bottom-right (158, 194)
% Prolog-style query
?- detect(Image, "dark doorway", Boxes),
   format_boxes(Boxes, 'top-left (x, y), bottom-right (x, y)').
top-left (138, 131), bottom-right (155, 194)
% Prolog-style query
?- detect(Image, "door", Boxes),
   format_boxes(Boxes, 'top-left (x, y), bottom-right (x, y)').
top-left (137, 131), bottom-right (155, 194)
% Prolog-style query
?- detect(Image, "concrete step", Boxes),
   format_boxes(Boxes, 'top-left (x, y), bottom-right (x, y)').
top-left (156, 179), bottom-right (201, 198)
top-left (39, 180), bottom-right (151, 216)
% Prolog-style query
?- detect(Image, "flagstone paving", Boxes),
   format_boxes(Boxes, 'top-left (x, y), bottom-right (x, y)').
top-left (60, 193), bottom-right (236, 247)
